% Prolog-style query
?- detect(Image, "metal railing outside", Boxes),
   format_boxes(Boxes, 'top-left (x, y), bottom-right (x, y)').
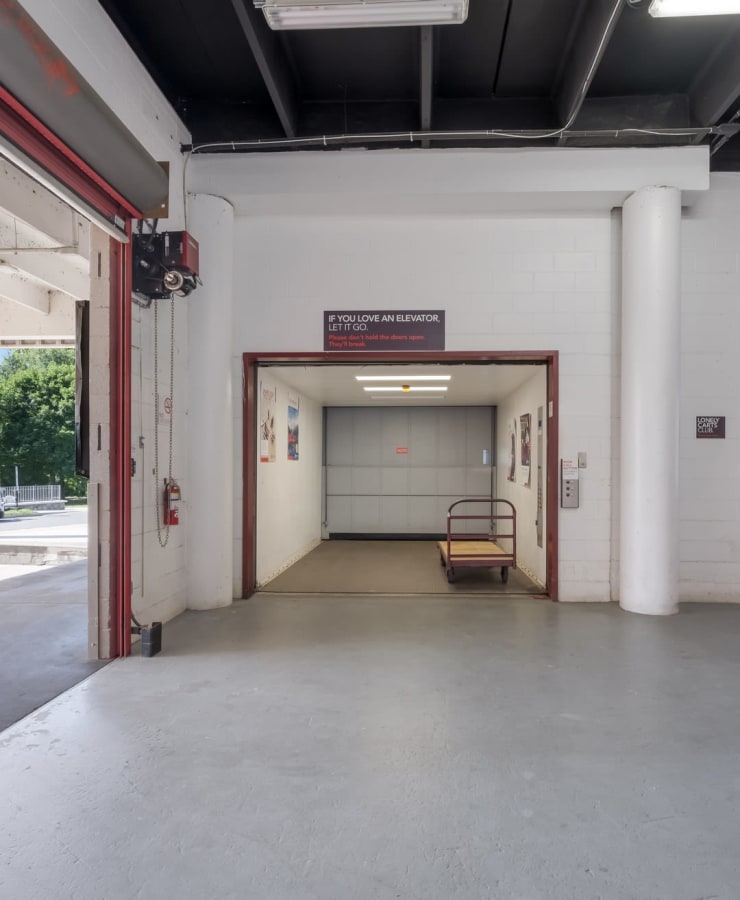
top-left (1, 484), bottom-right (62, 505)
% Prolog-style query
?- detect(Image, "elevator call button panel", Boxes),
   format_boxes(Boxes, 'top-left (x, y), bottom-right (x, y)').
top-left (561, 458), bottom-right (580, 509)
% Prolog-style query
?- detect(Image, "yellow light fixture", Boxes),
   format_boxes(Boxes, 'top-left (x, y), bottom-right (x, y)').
top-left (363, 386), bottom-right (448, 392)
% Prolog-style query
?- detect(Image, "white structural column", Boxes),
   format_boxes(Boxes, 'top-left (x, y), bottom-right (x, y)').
top-left (186, 194), bottom-right (235, 609)
top-left (620, 186), bottom-right (681, 615)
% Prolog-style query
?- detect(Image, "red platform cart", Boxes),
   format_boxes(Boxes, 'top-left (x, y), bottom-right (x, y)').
top-left (438, 498), bottom-right (517, 584)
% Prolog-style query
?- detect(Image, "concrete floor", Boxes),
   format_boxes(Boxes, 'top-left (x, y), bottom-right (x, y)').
top-left (2, 593), bottom-right (740, 899)
top-left (0, 560), bottom-right (106, 732)
top-left (263, 540), bottom-right (542, 594)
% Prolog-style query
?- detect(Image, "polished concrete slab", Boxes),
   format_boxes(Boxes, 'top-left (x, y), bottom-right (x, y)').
top-left (0, 560), bottom-right (106, 732)
top-left (263, 539), bottom-right (542, 594)
top-left (2, 594), bottom-right (740, 899)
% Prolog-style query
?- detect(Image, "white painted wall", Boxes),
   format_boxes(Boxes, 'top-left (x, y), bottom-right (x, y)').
top-left (679, 174), bottom-right (740, 602)
top-left (12, 2), bottom-right (736, 615)
top-left (496, 369), bottom-right (548, 586)
top-left (256, 370), bottom-right (323, 586)
top-left (130, 295), bottom-right (190, 625)
top-left (227, 208), bottom-right (616, 602)
top-left (20, 0), bottom-right (192, 627)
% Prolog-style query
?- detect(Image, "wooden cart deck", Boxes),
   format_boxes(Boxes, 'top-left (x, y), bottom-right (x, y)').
top-left (439, 499), bottom-right (517, 584)
top-left (438, 540), bottom-right (510, 563)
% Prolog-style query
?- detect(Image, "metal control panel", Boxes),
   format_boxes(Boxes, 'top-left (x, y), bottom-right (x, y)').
top-left (561, 458), bottom-right (580, 508)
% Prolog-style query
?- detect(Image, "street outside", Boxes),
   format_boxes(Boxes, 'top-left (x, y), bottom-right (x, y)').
top-left (0, 507), bottom-right (88, 581)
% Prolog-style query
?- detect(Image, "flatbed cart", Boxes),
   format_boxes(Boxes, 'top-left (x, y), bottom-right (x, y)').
top-left (438, 498), bottom-right (517, 584)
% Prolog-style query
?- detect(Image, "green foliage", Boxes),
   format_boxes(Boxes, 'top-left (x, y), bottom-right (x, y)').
top-left (0, 349), bottom-right (86, 495)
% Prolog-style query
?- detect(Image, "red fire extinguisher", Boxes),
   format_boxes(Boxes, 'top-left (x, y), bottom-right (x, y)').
top-left (164, 478), bottom-right (181, 526)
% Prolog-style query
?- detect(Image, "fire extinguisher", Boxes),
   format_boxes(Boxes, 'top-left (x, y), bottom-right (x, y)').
top-left (164, 478), bottom-right (181, 526)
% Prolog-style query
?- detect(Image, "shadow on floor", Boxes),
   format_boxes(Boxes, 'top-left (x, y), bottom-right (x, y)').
top-left (0, 560), bottom-right (107, 732)
top-left (261, 539), bottom-right (544, 595)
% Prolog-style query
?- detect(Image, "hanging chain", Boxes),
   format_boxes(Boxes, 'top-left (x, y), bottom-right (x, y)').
top-left (154, 295), bottom-right (175, 547)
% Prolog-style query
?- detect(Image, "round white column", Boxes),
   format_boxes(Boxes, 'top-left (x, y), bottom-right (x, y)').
top-left (619, 186), bottom-right (681, 615)
top-left (186, 194), bottom-right (234, 609)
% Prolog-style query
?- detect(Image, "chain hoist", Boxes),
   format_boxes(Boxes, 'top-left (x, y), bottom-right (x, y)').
top-left (154, 294), bottom-right (176, 546)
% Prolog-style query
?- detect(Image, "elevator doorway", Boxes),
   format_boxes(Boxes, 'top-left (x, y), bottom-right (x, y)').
top-left (242, 353), bottom-right (557, 599)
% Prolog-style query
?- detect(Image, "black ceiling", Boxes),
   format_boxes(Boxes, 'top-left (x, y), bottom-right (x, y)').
top-left (97, 0), bottom-right (740, 169)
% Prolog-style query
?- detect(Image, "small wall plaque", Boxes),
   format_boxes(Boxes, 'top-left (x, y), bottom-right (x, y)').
top-left (696, 416), bottom-right (725, 439)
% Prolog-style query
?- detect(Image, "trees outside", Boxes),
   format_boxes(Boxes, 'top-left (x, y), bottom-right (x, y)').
top-left (0, 349), bottom-right (86, 496)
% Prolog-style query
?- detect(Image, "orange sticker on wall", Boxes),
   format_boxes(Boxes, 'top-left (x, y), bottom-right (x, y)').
top-left (396, 447), bottom-right (409, 454)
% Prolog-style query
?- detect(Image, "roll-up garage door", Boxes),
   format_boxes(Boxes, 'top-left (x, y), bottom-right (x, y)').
top-left (0, 1), bottom-right (169, 656)
top-left (0, 0), bottom-right (168, 227)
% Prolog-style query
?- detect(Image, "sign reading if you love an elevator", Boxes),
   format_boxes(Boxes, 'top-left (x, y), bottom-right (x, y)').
top-left (324, 310), bottom-right (445, 351)
top-left (696, 416), bottom-right (725, 439)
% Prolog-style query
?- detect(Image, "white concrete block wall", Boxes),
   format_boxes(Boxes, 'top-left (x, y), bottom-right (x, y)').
top-left (87, 227), bottom-right (112, 658)
top-left (22, 5), bottom-right (736, 612)
top-left (132, 299), bottom-right (189, 624)
top-left (679, 175), bottom-right (740, 602)
top-left (232, 211), bottom-right (616, 602)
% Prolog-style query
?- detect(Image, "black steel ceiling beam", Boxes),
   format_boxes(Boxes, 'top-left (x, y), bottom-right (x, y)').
top-left (555, 0), bottom-right (624, 141)
top-left (690, 24), bottom-right (740, 128)
top-left (183, 93), bottom-right (709, 151)
top-left (572, 94), bottom-right (691, 131)
top-left (420, 26), bottom-right (434, 148)
top-left (229, 0), bottom-right (298, 138)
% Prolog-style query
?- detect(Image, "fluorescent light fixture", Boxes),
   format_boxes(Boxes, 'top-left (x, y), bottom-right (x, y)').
top-left (355, 374), bottom-right (451, 382)
top-left (255, 0), bottom-right (469, 30)
top-left (370, 394), bottom-right (446, 400)
top-left (649, 0), bottom-right (740, 15)
top-left (363, 385), bottom-right (448, 392)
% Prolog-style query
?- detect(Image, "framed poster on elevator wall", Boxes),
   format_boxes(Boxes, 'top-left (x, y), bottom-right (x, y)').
top-left (260, 380), bottom-right (277, 462)
top-left (520, 413), bottom-right (531, 487)
top-left (288, 394), bottom-right (299, 461)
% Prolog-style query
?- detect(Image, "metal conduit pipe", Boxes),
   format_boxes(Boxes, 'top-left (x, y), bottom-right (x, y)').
top-left (0, 0), bottom-right (168, 215)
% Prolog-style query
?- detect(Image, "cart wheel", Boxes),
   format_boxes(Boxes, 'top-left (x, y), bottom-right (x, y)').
top-left (447, 568), bottom-right (455, 584)
top-left (501, 566), bottom-right (509, 584)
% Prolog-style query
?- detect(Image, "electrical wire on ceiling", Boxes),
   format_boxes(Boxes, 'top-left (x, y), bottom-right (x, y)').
top-left (185, 0), bottom-right (739, 155)
top-left (187, 123), bottom-right (735, 153)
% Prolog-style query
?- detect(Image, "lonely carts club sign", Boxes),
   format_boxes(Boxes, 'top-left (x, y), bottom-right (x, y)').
top-left (696, 416), bottom-right (725, 439)
top-left (324, 310), bottom-right (445, 352)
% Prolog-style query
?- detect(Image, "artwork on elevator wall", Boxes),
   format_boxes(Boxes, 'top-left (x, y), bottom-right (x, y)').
top-left (288, 393), bottom-right (300, 461)
top-left (260, 380), bottom-right (277, 463)
top-left (507, 418), bottom-right (517, 482)
top-left (520, 413), bottom-right (531, 487)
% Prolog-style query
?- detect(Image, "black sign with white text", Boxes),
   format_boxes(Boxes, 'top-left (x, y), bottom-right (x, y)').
top-left (324, 310), bottom-right (445, 352)
top-left (696, 416), bottom-right (725, 439)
